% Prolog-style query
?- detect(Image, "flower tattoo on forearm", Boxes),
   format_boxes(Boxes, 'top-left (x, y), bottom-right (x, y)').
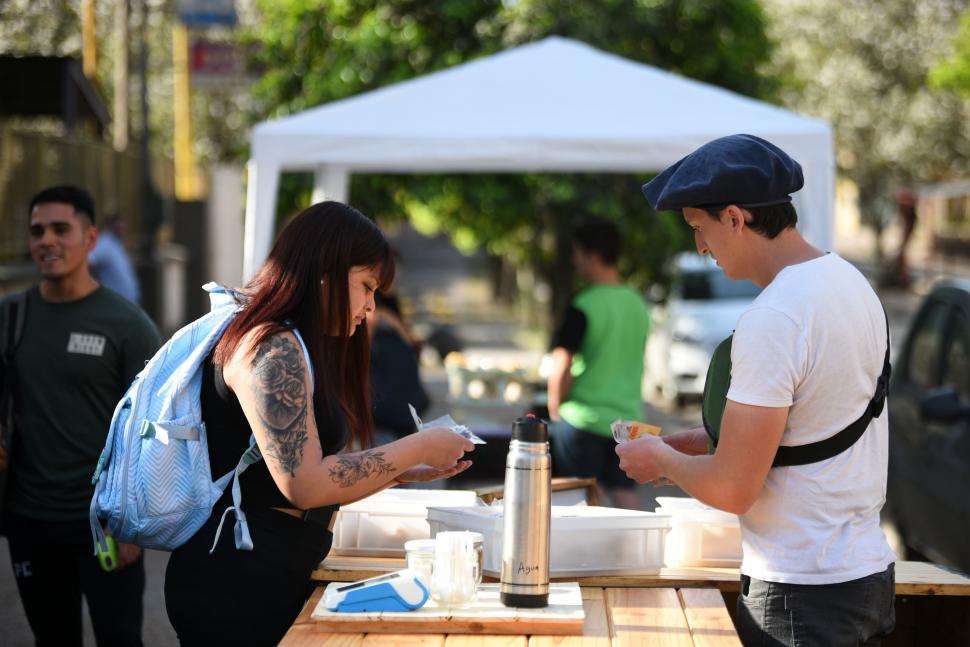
top-left (329, 451), bottom-right (397, 488)
top-left (251, 335), bottom-right (309, 477)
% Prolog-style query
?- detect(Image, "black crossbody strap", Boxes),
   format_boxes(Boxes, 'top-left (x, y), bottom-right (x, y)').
top-left (1, 290), bottom-right (28, 360)
top-left (772, 308), bottom-right (891, 467)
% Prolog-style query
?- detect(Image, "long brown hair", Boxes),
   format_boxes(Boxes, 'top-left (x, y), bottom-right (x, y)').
top-left (215, 201), bottom-right (395, 449)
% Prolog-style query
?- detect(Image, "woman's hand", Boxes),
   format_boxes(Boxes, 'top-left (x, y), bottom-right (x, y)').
top-left (103, 525), bottom-right (143, 570)
top-left (396, 460), bottom-right (473, 483)
top-left (116, 542), bottom-right (143, 570)
top-left (413, 427), bottom-right (475, 469)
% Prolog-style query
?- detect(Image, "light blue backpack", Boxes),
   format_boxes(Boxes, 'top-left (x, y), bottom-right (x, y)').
top-left (89, 283), bottom-right (313, 555)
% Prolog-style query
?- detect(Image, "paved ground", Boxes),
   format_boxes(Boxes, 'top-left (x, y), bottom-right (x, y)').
top-left (0, 225), bottom-right (930, 645)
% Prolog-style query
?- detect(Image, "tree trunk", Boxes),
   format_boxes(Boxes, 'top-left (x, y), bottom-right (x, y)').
top-left (487, 254), bottom-right (516, 305)
top-left (856, 176), bottom-right (886, 263)
top-left (549, 214), bottom-right (574, 326)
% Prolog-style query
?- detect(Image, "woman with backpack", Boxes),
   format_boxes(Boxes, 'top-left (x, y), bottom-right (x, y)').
top-left (164, 201), bottom-right (474, 645)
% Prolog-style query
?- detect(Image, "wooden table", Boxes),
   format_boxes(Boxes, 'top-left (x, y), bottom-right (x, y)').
top-left (312, 557), bottom-right (970, 597)
top-left (281, 585), bottom-right (742, 646)
top-left (475, 477), bottom-right (602, 506)
top-left (292, 558), bottom-right (970, 646)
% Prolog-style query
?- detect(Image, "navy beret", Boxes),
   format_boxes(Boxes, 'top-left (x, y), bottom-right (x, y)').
top-left (642, 134), bottom-right (804, 211)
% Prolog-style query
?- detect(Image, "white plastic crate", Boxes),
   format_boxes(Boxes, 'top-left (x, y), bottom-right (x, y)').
top-left (655, 497), bottom-right (742, 568)
top-left (331, 489), bottom-right (482, 557)
top-left (427, 505), bottom-right (672, 578)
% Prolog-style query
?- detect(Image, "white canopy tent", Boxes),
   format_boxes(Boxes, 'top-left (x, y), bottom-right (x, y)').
top-left (244, 36), bottom-right (834, 278)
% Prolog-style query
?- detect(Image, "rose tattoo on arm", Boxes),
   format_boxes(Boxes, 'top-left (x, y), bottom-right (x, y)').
top-left (251, 334), bottom-right (309, 477)
top-left (329, 451), bottom-right (397, 488)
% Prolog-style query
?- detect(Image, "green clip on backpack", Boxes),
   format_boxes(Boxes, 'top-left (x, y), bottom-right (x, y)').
top-left (701, 313), bottom-right (891, 468)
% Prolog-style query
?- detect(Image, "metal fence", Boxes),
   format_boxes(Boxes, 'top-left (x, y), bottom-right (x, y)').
top-left (0, 127), bottom-right (173, 265)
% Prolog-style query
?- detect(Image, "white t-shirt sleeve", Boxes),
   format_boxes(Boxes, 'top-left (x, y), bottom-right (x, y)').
top-left (727, 306), bottom-right (805, 408)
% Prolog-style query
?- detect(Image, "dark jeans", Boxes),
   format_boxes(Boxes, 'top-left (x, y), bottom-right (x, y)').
top-left (5, 512), bottom-right (145, 647)
top-left (550, 418), bottom-right (635, 490)
top-left (736, 564), bottom-right (896, 646)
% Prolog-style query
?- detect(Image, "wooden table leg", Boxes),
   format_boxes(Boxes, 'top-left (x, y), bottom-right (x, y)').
top-left (678, 588), bottom-right (741, 647)
top-left (608, 587), bottom-right (694, 646)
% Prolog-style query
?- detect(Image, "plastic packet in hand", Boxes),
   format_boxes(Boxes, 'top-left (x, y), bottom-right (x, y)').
top-left (611, 419), bottom-right (662, 444)
top-left (409, 404), bottom-right (486, 444)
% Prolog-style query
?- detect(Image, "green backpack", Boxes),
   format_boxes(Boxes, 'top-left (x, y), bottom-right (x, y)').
top-left (700, 317), bottom-right (890, 468)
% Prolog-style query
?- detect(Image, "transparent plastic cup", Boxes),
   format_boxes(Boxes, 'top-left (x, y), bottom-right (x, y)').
top-left (430, 531), bottom-right (480, 607)
top-left (404, 538), bottom-right (436, 588)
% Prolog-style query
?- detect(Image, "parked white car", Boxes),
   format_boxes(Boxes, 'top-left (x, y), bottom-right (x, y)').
top-left (644, 253), bottom-right (761, 408)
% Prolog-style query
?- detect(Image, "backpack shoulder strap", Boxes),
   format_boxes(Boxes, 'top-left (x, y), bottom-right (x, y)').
top-left (209, 323), bottom-right (315, 553)
top-left (1, 289), bottom-right (29, 358)
top-left (291, 327), bottom-right (314, 392)
top-left (1, 289), bottom-right (29, 449)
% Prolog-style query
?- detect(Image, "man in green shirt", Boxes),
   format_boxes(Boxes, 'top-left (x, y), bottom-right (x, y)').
top-left (0, 186), bottom-right (160, 646)
top-left (547, 219), bottom-right (650, 510)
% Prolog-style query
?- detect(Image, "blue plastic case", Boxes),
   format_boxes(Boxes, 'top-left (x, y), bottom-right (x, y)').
top-left (325, 569), bottom-right (429, 613)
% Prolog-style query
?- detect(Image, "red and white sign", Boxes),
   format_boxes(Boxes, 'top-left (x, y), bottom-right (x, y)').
top-left (190, 40), bottom-right (237, 77)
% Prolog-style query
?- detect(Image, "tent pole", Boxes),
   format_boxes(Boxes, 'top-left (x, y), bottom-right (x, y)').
top-left (312, 165), bottom-right (350, 204)
top-left (243, 158), bottom-right (281, 280)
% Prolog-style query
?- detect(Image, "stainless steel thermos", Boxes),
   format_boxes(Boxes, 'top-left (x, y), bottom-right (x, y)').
top-left (499, 414), bottom-right (551, 608)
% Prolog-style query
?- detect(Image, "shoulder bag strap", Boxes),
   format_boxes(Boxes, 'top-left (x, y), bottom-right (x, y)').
top-left (772, 307), bottom-right (891, 467)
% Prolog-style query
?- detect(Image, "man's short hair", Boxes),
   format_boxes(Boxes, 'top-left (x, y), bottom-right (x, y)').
top-left (29, 185), bottom-right (96, 226)
top-left (573, 219), bottom-right (621, 266)
top-left (704, 202), bottom-right (798, 239)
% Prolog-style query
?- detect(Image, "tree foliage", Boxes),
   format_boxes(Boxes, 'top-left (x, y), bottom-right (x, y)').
top-left (0, 0), bottom-right (256, 168)
top-left (0, 1), bottom-right (82, 54)
top-left (931, 9), bottom-right (970, 97)
top-left (763, 0), bottom-right (970, 251)
top-left (499, 0), bottom-right (776, 100)
top-left (244, 0), bottom-right (775, 317)
top-left (246, 0), bottom-right (503, 116)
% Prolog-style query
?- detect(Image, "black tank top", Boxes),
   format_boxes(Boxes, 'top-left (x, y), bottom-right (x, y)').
top-left (201, 348), bottom-right (349, 510)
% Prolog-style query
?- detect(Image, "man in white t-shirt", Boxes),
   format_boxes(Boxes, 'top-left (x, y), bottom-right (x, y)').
top-left (619, 134), bottom-right (896, 645)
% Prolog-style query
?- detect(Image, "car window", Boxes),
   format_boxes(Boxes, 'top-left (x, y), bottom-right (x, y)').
top-left (905, 300), bottom-right (950, 390)
top-left (681, 271), bottom-right (761, 301)
top-left (941, 307), bottom-right (970, 401)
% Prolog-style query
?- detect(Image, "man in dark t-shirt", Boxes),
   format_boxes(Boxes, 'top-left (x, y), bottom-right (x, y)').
top-left (0, 186), bottom-right (160, 646)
